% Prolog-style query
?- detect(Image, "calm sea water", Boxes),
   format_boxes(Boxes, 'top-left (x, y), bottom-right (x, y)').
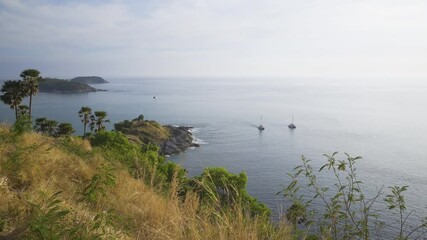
top-left (1, 77), bottom-right (426, 236)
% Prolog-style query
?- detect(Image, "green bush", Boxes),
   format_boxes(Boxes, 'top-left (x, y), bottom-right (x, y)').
top-left (193, 167), bottom-right (271, 217)
top-left (90, 131), bottom-right (185, 190)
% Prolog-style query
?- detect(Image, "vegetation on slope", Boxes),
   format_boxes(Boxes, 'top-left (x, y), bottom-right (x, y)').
top-left (0, 125), bottom-right (291, 239)
top-left (114, 115), bottom-right (170, 146)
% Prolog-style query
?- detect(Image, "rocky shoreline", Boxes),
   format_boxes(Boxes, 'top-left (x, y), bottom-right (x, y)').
top-left (161, 126), bottom-right (200, 155)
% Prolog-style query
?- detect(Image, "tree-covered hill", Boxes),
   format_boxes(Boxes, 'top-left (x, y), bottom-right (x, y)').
top-left (70, 76), bottom-right (109, 84)
top-left (39, 78), bottom-right (97, 93)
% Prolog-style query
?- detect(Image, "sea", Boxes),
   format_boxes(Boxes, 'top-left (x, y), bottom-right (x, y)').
top-left (1, 77), bottom-right (426, 237)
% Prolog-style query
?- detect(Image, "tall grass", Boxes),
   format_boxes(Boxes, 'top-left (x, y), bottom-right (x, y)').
top-left (0, 126), bottom-right (292, 239)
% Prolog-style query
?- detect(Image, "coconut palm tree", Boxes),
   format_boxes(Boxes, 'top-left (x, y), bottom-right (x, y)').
top-left (20, 69), bottom-right (41, 118)
top-left (0, 80), bottom-right (26, 120)
top-left (90, 111), bottom-right (110, 133)
top-left (78, 106), bottom-right (92, 139)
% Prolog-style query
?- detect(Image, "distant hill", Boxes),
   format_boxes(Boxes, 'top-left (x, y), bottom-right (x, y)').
top-left (39, 78), bottom-right (98, 93)
top-left (70, 76), bottom-right (109, 84)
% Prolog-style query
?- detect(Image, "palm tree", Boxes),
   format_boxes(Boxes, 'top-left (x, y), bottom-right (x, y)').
top-left (45, 120), bottom-right (58, 136)
top-left (78, 106), bottom-right (92, 139)
top-left (0, 80), bottom-right (26, 120)
top-left (20, 69), bottom-right (41, 118)
top-left (90, 111), bottom-right (110, 133)
top-left (34, 117), bottom-right (48, 133)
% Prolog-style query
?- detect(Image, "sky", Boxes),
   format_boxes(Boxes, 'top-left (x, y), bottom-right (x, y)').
top-left (0, 0), bottom-right (426, 79)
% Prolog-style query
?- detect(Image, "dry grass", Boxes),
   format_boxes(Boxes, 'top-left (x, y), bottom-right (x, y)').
top-left (0, 126), bottom-right (292, 239)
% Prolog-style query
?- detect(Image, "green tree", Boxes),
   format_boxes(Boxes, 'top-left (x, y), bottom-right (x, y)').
top-left (45, 120), bottom-right (58, 136)
top-left (55, 123), bottom-right (75, 137)
top-left (20, 69), bottom-right (41, 118)
top-left (78, 106), bottom-right (92, 139)
top-left (90, 111), bottom-right (110, 133)
top-left (0, 80), bottom-right (26, 119)
top-left (17, 105), bottom-right (30, 117)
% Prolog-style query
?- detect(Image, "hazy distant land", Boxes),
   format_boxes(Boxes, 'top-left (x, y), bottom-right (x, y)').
top-left (39, 77), bottom-right (105, 93)
top-left (70, 76), bottom-right (109, 84)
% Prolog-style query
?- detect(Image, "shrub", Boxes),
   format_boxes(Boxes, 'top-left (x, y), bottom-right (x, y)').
top-left (193, 167), bottom-right (271, 217)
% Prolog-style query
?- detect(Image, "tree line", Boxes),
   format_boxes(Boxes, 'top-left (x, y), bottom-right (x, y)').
top-left (0, 69), bottom-right (109, 138)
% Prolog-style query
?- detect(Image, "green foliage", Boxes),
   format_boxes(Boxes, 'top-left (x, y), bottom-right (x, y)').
top-left (27, 191), bottom-right (75, 239)
top-left (34, 118), bottom-right (74, 137)
top-left (17, 105), bottom-right (30, 117)
top-left (114, 119), bottom-right (133, 132)
top-left (58, 137), bottom-right (93, 159)
top-left (33, 118), bottom-right (58, 136)
top-left (0, 80), bottom-right (27, 119)
top-left (78, 106), bottom-right (92, 139)
top-left (55, 123), bottom-right (75, 137)
top-left (80, 165), bottom-right (116, 204)
top-left (90, 131), bottom-right (185, 190)
top-left (20, 68), bottom-right (42, 118)
top-left (193, 167), bottom-right (271, 217)
top-left (281, 153), bottom-right (427, 239)
top-left (90, 111), bottom-right (109, 133)
top-left (12, 114), bottom-right (32, 135)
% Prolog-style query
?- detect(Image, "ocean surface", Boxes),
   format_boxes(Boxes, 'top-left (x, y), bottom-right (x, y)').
top-left (1, 77), bottom-right (427, 236)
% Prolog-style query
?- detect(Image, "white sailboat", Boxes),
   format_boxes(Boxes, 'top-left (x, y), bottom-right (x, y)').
top-left (258, 116), bottom-right (265, 130)
top-left (288, 116), bottom-right (296, 129)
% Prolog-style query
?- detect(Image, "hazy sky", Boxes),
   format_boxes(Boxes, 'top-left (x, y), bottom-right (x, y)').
top-left (0, 0), bottom-right (426, 79)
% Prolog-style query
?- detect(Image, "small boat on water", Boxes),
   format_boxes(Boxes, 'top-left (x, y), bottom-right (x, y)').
top-left (258, 116), bottom-right (265, 130)
top-left (288, 116), bottom-right (296, 129)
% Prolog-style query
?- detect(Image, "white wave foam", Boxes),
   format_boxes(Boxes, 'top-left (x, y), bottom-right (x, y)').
top-left (188, 127), bottom-right (200, 133)
top-left (193, 138), bottom-right (208, 145)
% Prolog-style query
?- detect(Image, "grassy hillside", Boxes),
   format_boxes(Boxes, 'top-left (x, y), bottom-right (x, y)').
top-left (0, 125), bottom-right (291, 239)
top-left (114, 118), bottom-right (170, 146)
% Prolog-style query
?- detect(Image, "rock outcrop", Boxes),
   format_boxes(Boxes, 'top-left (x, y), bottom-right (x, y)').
top-left (114, 117), bottom-right (199, 155)
top-left (161, 126), bottom-right (199, 155)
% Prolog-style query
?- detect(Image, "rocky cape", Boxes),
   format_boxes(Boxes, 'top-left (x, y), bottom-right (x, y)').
top-left (114, 116), bottom-right (199, 155)
top-left (161, 126), bottom-right (200, 155)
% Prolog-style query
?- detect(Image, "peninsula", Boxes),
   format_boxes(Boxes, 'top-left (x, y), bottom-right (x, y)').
top-left (114, 115), bottom-right (199, 155)
top-left (39, 77), bottom-right (99, 93)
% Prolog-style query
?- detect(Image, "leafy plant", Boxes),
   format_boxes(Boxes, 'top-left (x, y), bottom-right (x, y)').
top-left (281, 153), bottom-right (427, 239)
top-left (11, 114), bottom-right (32, 135)
top-left (193, 167), bottom-right (271, 217)
top-left (27, 191), bottom-right (74, 239)
top-left (80, 164), bottom-right (116, 204)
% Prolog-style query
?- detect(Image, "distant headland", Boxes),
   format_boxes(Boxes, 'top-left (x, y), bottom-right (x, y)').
top-left (70, 76), bottom-right (109, 84)
top-left (39, 77), bottom-right (106, 93)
